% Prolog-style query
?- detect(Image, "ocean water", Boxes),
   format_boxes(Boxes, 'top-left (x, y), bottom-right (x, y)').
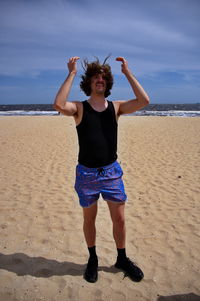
top-left (0, 110), bottom-right (58, 116)
top-left (0, 103), bottom-right (200, 117)
top-left (131, 110), bottom-right (200, 117)
top-left (0, 110), bottom-right (200, 117)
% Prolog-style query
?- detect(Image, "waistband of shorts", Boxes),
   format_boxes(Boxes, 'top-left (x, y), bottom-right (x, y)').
top-left (77, 160), bottom-right (118, 172)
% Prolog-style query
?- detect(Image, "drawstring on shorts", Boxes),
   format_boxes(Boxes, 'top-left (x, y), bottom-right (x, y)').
top-left (97, 167), bottom-right (105, 176)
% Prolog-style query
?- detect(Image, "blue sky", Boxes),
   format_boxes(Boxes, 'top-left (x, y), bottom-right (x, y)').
top-left (0, 0), bottom-right (200, 104)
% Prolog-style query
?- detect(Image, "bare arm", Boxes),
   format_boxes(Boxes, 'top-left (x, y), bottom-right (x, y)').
top-left (53, 56), bottom-right (80, 116)
top-left (115, 57), bottom-right (150, 116)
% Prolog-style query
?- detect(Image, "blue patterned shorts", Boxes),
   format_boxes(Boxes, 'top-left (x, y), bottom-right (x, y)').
top-left (74, 161), bottom-right (127, 208)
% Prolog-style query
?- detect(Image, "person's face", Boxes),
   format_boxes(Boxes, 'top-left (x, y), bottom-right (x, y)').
top-left (90, 73), bottom-right (106, 95)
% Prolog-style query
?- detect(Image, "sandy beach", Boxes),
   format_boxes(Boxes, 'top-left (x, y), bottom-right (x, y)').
top-left (0, 115), bottom-right (199, 301)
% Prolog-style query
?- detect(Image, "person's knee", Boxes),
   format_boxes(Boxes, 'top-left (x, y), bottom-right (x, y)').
top-left (83, 210), bottom-right (97, 226)
top-left (112, 214), bottom-right (125, 229)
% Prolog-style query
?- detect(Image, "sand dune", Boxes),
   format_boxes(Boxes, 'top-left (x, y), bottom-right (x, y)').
top-left (0, 116), bottom-right (199, 301)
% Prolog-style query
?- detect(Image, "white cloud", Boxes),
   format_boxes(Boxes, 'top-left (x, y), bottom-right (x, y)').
top-left (0, 0), bottom-right (199, 103)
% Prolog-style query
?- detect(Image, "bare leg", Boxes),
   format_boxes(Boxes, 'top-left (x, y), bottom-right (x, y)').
top-left (107, 201), bottom-right (144, 281)
top-left (107, 201), bottom-right (126, 249)
top-left (83, 202), bottom-right (98, 247)
top-left (83, 203), bottom-right (98, 283)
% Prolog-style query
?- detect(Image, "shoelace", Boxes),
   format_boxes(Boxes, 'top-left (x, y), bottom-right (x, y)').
top-left (126, 258), bottom-right (139, 268)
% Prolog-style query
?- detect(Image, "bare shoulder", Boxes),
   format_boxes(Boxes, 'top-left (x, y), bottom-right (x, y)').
top-left (74, 101), bottom-right (83, 114)
top-left (54, 100), bottom-right (81, 117)
top-left (73, 101), bottom-right (83, 126)
top-left (112, 98), bottom-right (149, 115)
top-left (112, 100), bottom-right (123, 117)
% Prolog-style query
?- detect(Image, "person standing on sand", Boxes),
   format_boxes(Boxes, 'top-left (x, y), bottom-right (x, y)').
top-left (53, 55), bottom-right (150, 283)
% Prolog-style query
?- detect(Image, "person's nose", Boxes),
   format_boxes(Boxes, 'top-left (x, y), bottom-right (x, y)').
top-left (97, 74), bottom-right (103, 81)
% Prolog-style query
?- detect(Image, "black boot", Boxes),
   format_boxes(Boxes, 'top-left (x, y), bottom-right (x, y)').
top-left (84, 257), bottom-right (98, 283)
top-left (84, 246), bottom-right (98, 283)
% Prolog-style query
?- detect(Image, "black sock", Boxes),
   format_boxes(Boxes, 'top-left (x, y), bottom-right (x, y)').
top-left (88, 246), bottom-right (98, 261)
top-left (117, 248), bottom-right (127, 261)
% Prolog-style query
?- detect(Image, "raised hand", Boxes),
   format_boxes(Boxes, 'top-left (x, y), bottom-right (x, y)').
top-left (116, 57), bottom-right (129, 74)
top-left (67, 56), bottom-right (80, 74)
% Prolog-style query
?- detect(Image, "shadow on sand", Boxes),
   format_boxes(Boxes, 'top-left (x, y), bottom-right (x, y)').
top-left (0, 252), bottom-right (118, 278)
top-left (157, 293), bottom-right (200, 301)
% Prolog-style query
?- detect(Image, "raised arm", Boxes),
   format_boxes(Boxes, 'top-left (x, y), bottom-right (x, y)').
top-left (115, 57), bottom-right (150, 116)
top-left (53, 56), bottom-right (80, 116)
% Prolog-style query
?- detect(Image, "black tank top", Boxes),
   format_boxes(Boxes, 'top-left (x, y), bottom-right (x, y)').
top-left (76, 100), bottom-right (118, 168)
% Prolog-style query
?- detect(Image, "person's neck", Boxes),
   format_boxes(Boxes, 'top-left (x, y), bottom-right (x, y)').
top-left (88, 93), bottom-right (106, 105)
top-left (88, 94), bottom-right (107, 112)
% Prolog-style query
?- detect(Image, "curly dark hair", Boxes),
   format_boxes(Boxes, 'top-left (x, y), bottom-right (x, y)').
top-left (80, 55), bottom-right (113, 98)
